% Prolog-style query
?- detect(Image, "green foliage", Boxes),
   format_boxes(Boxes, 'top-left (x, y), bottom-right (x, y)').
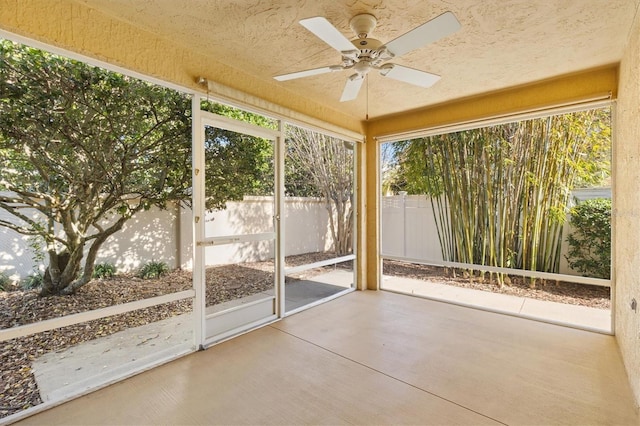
top-left (0, 271), bottom-right (12, 291)
top-left (201, 100), bottom-right (278, 130)
top-left (138, 261), bottom-right (169, 279)
top-left (383, 108), bottom-right (611, 280)
top-left (565, 198), bottom-right (611, 279)
top-left (200, 101), bottom-right (275, 210)
top-left (200, 100), bottom-right (323, 200)
top-left (27, 233), bottom-right (46, 265)
top-left (21, 272), bottom-right (43, 290)
top-left (0, 39), bottom-right (192, 295)
top-left (93, 262), bottom-right (116, 279)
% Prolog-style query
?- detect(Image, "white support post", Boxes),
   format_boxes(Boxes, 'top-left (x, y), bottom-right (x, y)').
top-left (275, 120), bottom-right (286, 317)
top-left (191, 94), bottom-right (206, 348)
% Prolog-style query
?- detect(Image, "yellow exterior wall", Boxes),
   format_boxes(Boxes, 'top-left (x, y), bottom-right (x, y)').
top-left (0, 0), bottom-right (363, 136)
top-left (614, 11), bottom-right (640, 408)
top-left (367, 66), bottom-right (618, 138)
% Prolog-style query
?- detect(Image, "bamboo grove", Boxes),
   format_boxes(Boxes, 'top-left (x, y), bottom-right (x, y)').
top-left (386, 109), bottom-right (610, 285)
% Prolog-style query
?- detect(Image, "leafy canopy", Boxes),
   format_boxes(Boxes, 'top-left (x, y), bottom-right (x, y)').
top-left (0, 39), bottom-right (192, 295)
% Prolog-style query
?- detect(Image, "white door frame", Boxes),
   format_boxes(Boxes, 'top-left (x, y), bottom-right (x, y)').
top-left (192, 103), bottom-right (285, 348)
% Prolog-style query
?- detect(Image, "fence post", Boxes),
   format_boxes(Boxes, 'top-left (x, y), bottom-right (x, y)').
top-left (399, 191), bottom-right (407, 257)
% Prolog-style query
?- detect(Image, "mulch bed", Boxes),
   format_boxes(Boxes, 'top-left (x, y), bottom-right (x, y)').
top-left (0, 254), bottom-right (609, 419)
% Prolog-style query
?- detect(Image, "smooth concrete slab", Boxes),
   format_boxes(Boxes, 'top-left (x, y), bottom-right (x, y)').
top-left (383, 275), bottom-right (525, 312)
top-left (21, 291), bottom-right (638, 425)
top-left (520, 297), bottom-right (611, 331)
top-left (19, 324), bottom-right (501, 426)
top-left (272, 291), bottom-right (639, 426)
top-left (382, 274), bottom-right (611, 332)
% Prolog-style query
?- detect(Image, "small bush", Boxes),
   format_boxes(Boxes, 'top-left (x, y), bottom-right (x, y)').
top-left (138, 261), bottom-right (169, 279)
top-left (93, 262), bottom-right (116, 279)
top-left (21, 272), bottom-right (43, 290)
top-left (0, 271), bottom-right (12, 291)
top-left (565, 198), bottom-right (611, 279)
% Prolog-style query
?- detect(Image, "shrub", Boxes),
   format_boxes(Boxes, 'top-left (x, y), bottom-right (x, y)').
top-left (0, 271), bottom-right (12, 291)
top-left (565, 198), bottom-right (611, 279)
top-left (21, 272), bottom-right (44, 290)
top-left (138, 261), bottom-right (169, 279)
top-left (93, 262), bottom-right (116, 279)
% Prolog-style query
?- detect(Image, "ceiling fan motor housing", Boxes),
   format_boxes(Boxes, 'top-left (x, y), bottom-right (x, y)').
top-left (349, 13), bottom-right (377, 38)
top-left (352, 37), bottom-right (383, 51)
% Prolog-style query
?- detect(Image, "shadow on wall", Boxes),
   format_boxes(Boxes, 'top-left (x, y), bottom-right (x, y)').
top-left (96, 206), bottom-right (179, 272)
top-left (200, 196), bottom-right (331, 266)
top-left (382, 190), bottom-right (611, 276)
top-left (0, 204), bottom-right (179, 279)
top-left (283, 197), bottom-right (332, 255)
top-left (0, 235), bottom-right (40, 280)
top-left (2, 197), bottom-right (337, 278)
top-left (0, 204), bottom-right (48, 279)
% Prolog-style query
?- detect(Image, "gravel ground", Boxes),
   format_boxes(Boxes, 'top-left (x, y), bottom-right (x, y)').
top-left (0, 253), bottom-right (609, 419)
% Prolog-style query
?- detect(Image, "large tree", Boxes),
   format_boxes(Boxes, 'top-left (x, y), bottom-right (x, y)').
top-left (286, 126), bottom-right (354, 255)
top-left (0, 40), bottom-right (193, 295)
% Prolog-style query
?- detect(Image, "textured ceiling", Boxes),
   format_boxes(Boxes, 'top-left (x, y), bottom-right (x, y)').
top-left (75, 0), bottom-right (639, 120)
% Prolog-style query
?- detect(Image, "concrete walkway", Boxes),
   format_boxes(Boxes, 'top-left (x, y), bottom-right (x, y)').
top-left (32, 313), bottom-right (194, 403)
top-left (382, 275), bottom-right (611, 333)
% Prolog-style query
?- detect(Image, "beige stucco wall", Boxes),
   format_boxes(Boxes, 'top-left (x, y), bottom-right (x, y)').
top-left (614, 12), bottom-right (640, 407)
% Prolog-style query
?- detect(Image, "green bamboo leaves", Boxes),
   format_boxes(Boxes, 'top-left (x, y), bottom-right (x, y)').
top-left (387, 108), bottom-right (610, 284)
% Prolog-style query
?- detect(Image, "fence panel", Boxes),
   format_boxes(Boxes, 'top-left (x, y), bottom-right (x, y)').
top-left (381, 190), bottom-right (611, 276)
top-left (1, 196), bottom-right (333, 279)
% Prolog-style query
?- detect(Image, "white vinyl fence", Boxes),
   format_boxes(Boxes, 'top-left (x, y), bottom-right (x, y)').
top-left (381, 189), bottom-right (611, 276)
top-left (0, 196), bottom-right (334, 280)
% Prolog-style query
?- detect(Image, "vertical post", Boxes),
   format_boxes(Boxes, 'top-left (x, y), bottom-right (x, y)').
top-left (366, 132), bottom-right (380, 290)
top-left (609, 101), bottom-right (617, 335)
top-left (355, 135), bottom-right (367, 291)
top-left (191, 94), bottom-right (206, 348)
top-left (275, 120), bottom-right (286, 317)
top-left (400, 191), bottom-right (408, 257)
top-left (350, 139), bottom-right (358, 290)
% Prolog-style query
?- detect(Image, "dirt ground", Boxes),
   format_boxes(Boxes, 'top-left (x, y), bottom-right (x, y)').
top-left (0, 254), bottom-right (609, 418)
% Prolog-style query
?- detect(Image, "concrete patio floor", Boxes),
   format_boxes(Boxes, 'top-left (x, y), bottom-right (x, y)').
top-left (30, 270), bottom-right (609, 409)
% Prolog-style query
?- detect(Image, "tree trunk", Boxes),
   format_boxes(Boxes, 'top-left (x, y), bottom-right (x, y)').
top-left (39, 217), bottom-right (127, 296)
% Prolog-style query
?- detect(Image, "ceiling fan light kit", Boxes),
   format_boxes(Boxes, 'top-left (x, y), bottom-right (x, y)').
top-left (274, 11), bottom-right (461, 102)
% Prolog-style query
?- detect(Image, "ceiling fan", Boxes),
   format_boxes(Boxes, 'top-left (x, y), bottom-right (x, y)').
top-left (274, 11), bottom-right (461, 102)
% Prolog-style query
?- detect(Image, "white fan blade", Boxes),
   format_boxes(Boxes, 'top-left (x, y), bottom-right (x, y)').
top-left (274, 66), bottom-right (340, 81)
top-left (340, 74), bottom-right (364, 102)
top-left (379, 64), bottom-right (440, 88)
top-left (383, 11), bottom-right (460, 58)
top-left (300, 17), bottom-right (356, 53)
